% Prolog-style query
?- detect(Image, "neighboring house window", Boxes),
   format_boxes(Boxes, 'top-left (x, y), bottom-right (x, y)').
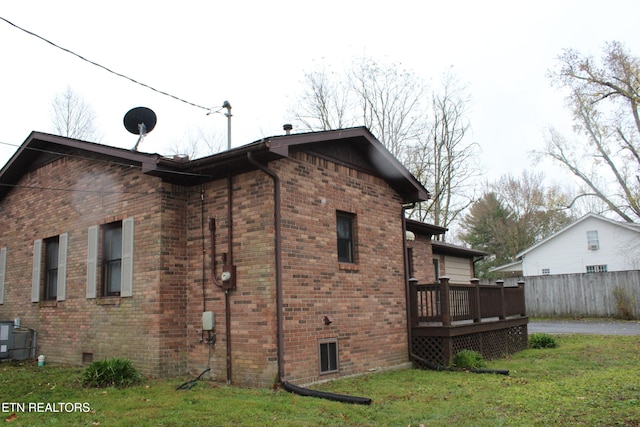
top-left (86, 217), bottom-right (134, 299)
top-left (407, 248), bottom-right (415, 278)
top-left (44, 236), bottom-right (60, 301)
top-left (319, 339), bottom-right (338, 374)
top-left (433, 258), bottom-right (440, 281)
top-left (586, 264), bottom-right (608, 273)
top-left (336, 212), bottom-right (355, 263)
top-left (587, 230), bottom-right (599, 250)
top-left (31, 234), bottom-right (68, 303)
top-left (541, 268), bottom-right (550, 275)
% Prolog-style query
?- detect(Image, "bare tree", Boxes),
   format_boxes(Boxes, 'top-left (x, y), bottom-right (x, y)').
top-left (408, 70), bottom-right (479, 232)
top-left (166, 126), bottom-right (225, 159)
top-left (292, 58), bottom-right (478, 233)
top-left (293, 65), bottom-right (353, 131)
top-left (50, 86), bottom-right (99, 141)
top-left (293, 58), bottom-right (426, 159)
top-left (348, 57), bottom-right (426, 159)
top-left (537, 41), bottom-right (640, 222)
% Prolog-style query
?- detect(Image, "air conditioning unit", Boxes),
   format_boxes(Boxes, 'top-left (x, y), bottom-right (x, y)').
top-left (588, 244), bottom-right (599, 250)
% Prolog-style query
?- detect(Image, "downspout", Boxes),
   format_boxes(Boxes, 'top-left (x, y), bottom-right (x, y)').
top-left (225, 174), bottom-right (233, 385)
top-left (246, 152), bottom-right (284, 383)
top-left (247, 151), bottom-right (371, 405)
top-left (207, 175), bottom-right (234, 385)
top-left (401, 204), bottom-right (415, 364)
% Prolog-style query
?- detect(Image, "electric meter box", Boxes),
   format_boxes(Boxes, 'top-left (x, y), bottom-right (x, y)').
top-left (202, 311), bottom-right (215, 331)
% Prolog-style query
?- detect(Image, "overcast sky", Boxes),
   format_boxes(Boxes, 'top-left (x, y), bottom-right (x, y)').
top-left (1, 1), bottom-right (639, 185)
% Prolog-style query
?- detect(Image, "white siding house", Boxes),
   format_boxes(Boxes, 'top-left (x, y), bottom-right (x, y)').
top-left (492, 213), bottom-right (640, 277)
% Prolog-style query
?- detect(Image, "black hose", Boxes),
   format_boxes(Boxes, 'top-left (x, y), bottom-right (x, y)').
top-left (282, 381), bottom-right (372, 405)
top-left (176, 368), bottom-right (211, 390)
top-left (469, 368), bottom-right (510, 375)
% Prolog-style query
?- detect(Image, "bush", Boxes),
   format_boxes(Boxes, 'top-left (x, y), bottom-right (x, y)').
top-left (613, 287), bottom-right (638, 320)
top-left (529, 333), bottom-right (557, 349)
top-left (82, 358), bottom-right (142, 388)
top-left (451, 350), bottom-right (486, 369)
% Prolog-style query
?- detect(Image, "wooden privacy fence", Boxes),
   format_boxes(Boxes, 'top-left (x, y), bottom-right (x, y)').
top-left (483, 270), bottom-right (640, 318)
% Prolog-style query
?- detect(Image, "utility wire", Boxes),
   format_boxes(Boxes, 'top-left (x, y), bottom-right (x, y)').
top-left (0, 16), bottom-right (215, 113)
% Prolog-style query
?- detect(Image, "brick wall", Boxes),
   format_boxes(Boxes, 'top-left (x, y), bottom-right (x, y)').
top-left (185, 172), bottom-right (279, 386)
top-left (407, 234), bottom-right (436, 283)
top-left (183, 151), bottom-right (413, 387)
top-left (274, 152), bottom-right (409, 385)
top-left (0, 155), bottom-right (188, 377)
top-left (0, 146), bottom-right (418, 387)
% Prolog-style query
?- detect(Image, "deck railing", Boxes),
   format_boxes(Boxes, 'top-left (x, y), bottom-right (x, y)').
top-left (410, 277), bottom-right (525, 327)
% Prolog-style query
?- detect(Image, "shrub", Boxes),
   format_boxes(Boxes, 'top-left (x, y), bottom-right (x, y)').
top-left (451, 350), bottom-right (486, 369)
top-left (613, 287), bottom-right (638, 320)
top-left (82, 358), bottom-right (142, 388)
top-left (529, 333), bottom-right (557, 349)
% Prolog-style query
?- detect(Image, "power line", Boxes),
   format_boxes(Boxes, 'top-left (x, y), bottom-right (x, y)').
top-left (0, 16), bottom-right (216, 113)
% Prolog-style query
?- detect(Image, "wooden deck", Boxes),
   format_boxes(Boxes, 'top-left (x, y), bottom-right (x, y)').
top-left (409, 277), bottom-right (529, 366)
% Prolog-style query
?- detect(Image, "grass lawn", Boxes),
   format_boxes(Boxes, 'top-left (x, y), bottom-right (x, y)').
top-left (1, 334), bottom-right (639, 426)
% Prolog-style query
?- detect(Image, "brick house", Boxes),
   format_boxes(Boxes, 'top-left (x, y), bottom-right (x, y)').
top-left (0, 127), bottom-right (433, 387)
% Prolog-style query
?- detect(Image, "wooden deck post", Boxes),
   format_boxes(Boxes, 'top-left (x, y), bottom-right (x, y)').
top-left (517, 280), bottom-right (526, 316)
top-left (471, 278), bottom-right (481, 323)
top-left (439, 276), bottom-right (451, 327)
top-left (496, 279), bottom-right (506, 320)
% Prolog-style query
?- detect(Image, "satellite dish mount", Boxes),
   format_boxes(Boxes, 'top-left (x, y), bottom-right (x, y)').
top-left (124, 107), bottom-right (157, 151)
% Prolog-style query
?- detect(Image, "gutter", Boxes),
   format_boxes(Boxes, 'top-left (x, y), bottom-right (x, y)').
top-left (246, 152), bottom-right (284, 382)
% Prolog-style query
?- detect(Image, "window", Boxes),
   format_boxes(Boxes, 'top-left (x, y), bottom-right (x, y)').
top-left (336, 212), bottom-right (355, 263)
top-left (319, 339), bottom-right (338, 374)
top-left (586, 264), bottom-right (608, 273)
top-left (87, 217), bottom-right (134, 299)
top-left (103, 223), bottom-right (123, 296)
top-left (44, 237), bottom-right (60, 300)
top-left (541, 268), bottom-right (550, 275)
top-left (587, 230), bottom-right (599, 250)
top-left (31, 234), bottom-right (67, 303)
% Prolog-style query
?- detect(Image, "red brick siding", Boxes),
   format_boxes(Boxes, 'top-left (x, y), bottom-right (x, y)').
top-left (274, 152), bottom-right (408, 385)
top-left (407, 234), bottom-right (436, 283)
top-left (0, 156), bottom-right (187, 377)
top-left (1, 148), bottom-right (415, 387)
top-left (185, 172), bottom-right (278, 386)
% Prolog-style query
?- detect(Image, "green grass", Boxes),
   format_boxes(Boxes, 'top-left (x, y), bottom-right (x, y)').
top-left (1, 334), bottom-right (639, 426)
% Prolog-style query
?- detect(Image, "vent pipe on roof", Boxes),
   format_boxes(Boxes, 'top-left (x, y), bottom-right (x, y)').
top-left (283, 124), bottom-right (293, 135)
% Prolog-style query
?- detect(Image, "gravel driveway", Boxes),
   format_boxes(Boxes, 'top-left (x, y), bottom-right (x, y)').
top-left (528, 320), bottom-right (640, 335)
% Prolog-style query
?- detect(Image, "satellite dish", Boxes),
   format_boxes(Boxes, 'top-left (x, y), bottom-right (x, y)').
top-left (124, 107), bottom-right (156, 151)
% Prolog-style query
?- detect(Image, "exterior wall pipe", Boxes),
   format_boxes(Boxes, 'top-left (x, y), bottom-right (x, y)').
top-left (207, 175), bottom-right (234, 384)
top-left (208, 218), bottom-right (224, 289)
top-left (247, 151), bottom-right (373, 405)
top-left (401, 203), bottom-right (416, 362)
top-left (225, 174), bottom-right (233, 385)
top-left (246, 152), bottom-right (285, 383)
